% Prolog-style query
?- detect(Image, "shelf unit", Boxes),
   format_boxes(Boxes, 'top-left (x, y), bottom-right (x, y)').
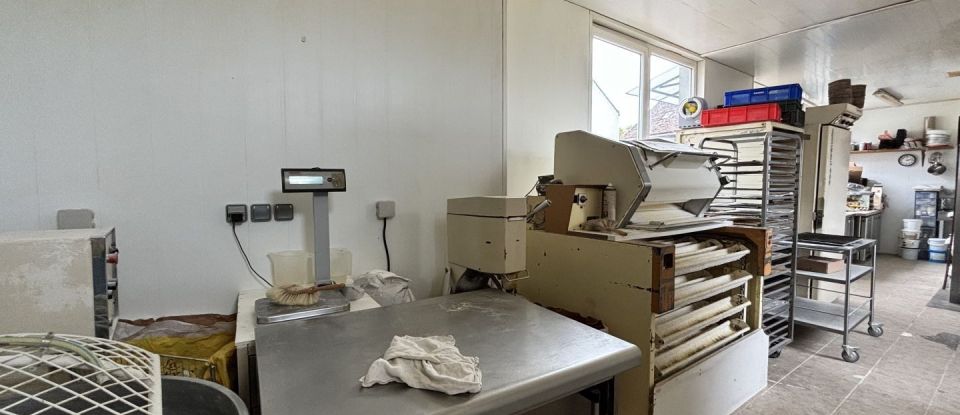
top-left (794, 237), bottom-right (883, 363)
top-left (679, 121), bottom-right (803, 357)
top-left (850, 145), bottom-right (953, 154)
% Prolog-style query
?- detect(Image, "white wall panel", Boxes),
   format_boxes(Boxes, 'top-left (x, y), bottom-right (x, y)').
top-left (0, 0), bottom-right (503, 318)
top-left (697, 59), bottom-right (754, 110)
top-left (504, 0), bottom-right (591, 196)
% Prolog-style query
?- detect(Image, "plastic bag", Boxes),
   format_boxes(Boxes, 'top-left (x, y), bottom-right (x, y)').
top-left (348, 270), bottom-right (416, 305)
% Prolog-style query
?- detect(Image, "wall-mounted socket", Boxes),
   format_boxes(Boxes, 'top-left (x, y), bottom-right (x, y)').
top-left (226, 204), bottom-right (247, 223)
top-left (274, 204), bottom-right (294, 221)
top-left (250, 204), bottom-right (272, 222)
top-left (376, 200), bottom-right (396, 219)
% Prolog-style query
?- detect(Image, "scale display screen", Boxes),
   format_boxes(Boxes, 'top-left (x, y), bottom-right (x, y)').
top-left (282, 168), bottom-right (346, 193)
top-left (289, 175), bottom-right (326, 185)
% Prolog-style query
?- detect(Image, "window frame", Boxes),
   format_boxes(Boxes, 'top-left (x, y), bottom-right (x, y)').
top-left (589, 24), bottom-right (698, 141)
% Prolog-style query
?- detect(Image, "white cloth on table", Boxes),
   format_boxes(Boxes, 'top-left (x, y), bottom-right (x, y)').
top-left (359, 335), bottom-right (482, 395)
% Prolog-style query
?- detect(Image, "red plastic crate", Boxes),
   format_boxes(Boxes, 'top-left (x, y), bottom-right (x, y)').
top-left (701, 103), bottom-right (782, 127)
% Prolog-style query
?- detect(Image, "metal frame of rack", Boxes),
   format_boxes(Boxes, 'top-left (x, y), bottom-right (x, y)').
top-left (845, 211), bottom-right (882, 262)
top-left (678, 122), bottom-right (803, 357)
top-left (794, 238), bottom-right (883, 363)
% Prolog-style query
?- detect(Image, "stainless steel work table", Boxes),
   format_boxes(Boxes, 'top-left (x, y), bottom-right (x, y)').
top-left (256, 289), bottom-right (642, 415)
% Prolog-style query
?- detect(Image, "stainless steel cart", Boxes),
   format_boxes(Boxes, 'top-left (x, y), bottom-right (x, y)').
top-left (794, 238), bottom-right (883, 363)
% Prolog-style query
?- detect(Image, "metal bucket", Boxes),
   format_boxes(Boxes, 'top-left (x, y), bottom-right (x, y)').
top-left (162, 376), bottom-right (248, 415)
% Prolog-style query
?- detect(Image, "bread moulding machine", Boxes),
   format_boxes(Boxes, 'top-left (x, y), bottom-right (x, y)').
top-left (519, 130), bottom-right (770, 415)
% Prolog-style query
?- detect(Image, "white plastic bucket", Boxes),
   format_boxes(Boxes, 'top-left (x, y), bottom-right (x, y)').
top-left (900, 247), bottom-right (919, 260)
top-left (901, 239), bottom-right (921, 249)
top-left (268, 250), bottom-right (315, 286)
top-left (901, 228), bottom-right (921, 240)
top-left (929, 238), bottom-right (949, 263)
top-left (929, 238), bottom-right (949, 251)
top-left (903, 219), bottom-right (923, 231)
top-left (930, 251), bottom-right (948, 263)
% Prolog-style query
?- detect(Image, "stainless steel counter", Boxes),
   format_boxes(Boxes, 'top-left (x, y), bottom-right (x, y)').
top-left (256, 289), bottom-right (642, 415)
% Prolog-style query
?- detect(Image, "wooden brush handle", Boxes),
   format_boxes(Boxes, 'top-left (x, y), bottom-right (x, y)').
top-left (317, 283), bottom-right (345, 291)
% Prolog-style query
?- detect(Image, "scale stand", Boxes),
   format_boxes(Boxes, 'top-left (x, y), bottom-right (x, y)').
top-left (256, 169), bottom-right (351, 324)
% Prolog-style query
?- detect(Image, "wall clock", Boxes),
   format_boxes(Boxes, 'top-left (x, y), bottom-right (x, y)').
top-left (898, 153), bottom-right (918, 167)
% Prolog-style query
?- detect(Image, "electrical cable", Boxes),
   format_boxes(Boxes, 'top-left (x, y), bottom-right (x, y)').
top-left (231, 222), bottom-right (273, 287)
top-left (382, 218), bottom-right (391, 272)
top-left (525, 181), bottom-right (538, 197)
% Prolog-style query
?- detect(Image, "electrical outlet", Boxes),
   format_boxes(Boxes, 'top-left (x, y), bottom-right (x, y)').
top-left (274, 204), bottom-right (294, 221)
top-left (376, 201), bottom-right (396, 219)
top-left (251, 204), bottom-right (272, 222)
top-left (226, 204), bottom-right (247, 223)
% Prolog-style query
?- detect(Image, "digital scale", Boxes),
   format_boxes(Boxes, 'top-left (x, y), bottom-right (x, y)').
top-left (255, 168), bottom-right (351, 324)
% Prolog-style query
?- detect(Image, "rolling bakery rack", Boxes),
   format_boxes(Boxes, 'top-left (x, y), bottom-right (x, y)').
top-left (678, 121), bottom-right (804, 357)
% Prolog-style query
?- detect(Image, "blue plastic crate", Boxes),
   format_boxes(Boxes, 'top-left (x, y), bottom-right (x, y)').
top-left (724, 83), bottom-right (803, 107)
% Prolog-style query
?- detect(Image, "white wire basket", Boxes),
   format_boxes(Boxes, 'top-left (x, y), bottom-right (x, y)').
top-left (0, 333), bottom-right (161, 415)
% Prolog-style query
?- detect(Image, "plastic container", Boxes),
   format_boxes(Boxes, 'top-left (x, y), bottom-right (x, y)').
top-left (903, 218), bottom-right (923, 231)
top-left (930, 251), bottom-right (948, 263)
top-left (929, 238), bottom-right (948, 263)
top-left (929, 238), bottom-right (949, 251)
top-left (778, 100), bottom-right (805, 128)
top-left (724, 83), bottom-right (803, 107)
top-left (330, 248), bottom-right (353, 283)
top-left (901, 239), bottom-right (921, 249)
top-left (901, 228), bottom-right (921, 240)
top-left (268, 250), bottom-right (315, 286)
top-left (900, 247), bottom-right (919, 260)
top-left (701, 103), bottom-right (782, 127)
top-left (162, 376), bottom-right (249, 415)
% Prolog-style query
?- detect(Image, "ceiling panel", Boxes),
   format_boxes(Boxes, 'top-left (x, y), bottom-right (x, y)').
top-left (567, 0), bottom-right (906, 53)
top-left (706, 0), bottom-right (960, 108)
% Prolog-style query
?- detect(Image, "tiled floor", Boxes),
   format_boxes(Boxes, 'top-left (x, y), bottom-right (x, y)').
top-left (735, 255), bottom-right (960, 415)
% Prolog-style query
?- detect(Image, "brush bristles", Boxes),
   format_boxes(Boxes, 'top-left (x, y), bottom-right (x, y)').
top-left (267, 284), bottom-right (322, 306)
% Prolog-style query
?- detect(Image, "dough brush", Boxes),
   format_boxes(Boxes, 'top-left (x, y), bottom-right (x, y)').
top-left (267, 283), bottom-right (346, 306)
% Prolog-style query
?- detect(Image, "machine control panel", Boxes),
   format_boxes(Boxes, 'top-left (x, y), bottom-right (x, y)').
top-left (281, 168), bottom-right (347, 193)
top-left (829, 113), bottom-right (859, 128)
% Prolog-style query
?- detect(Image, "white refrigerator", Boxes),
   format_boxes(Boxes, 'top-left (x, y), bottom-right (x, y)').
top-left (799, 104), bottom-right (862, 234)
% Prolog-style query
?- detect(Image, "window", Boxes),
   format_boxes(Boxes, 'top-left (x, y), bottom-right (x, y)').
top-left (648, 55), bottom-right (694, 139)
top-left (590, 26), bottom-right (696, 141)
top-left (591, 35), bottom-right (643, 141)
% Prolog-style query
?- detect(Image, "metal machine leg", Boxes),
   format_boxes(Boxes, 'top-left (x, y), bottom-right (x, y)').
top-left (581, 378), bottom-right (616, 415)
top-left (598, 378), bottom-right (615, 415)
top-left (869, 245), bottom-right (877, 325)
top-left (841, 251), bottom-right (858, 362)
top-left (867, 244), bottom-right (883, 338)
top-left (944, 238), bottom-right (953, 290)
top-left (313, 192), bottom-right (332, 285)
